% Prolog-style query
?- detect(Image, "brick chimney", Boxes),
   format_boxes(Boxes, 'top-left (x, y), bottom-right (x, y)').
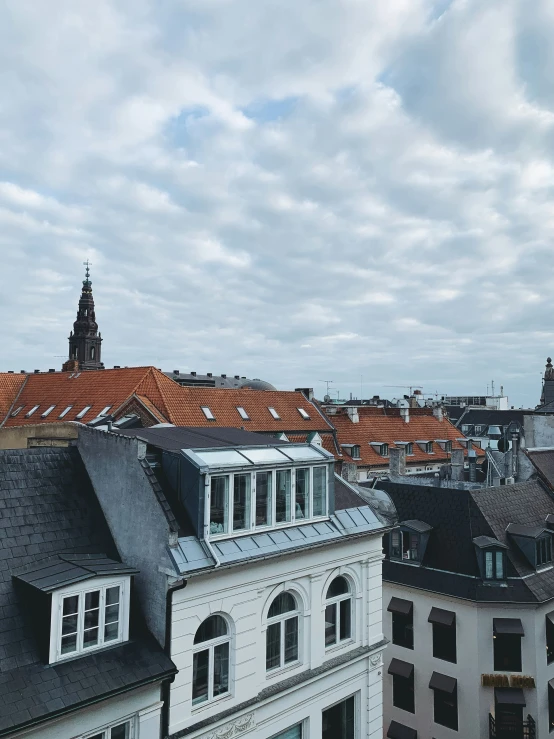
top-left (389, 447), bottom-right (406, 476)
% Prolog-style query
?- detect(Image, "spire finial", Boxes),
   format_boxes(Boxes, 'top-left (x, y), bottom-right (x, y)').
top-left (83, 259), bottom-right (91, 280)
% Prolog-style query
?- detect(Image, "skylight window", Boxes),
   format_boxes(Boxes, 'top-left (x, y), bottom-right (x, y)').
top-left (297, 408), bottom-right (311, 420)
top-left (75, 405), bottom-right (92, 419)
top-left (268, 407), bottom-right (281, 420)
top-left (201, 406), bottom-right (215, 421)
top-left (59, 406), bottom-right (73, 418)
top-left (25, 405), bottom-right (39, 418)
top-left (41, 405), bottom-right (56, 418)
top-left (10, 406), bottom-right (23, 417)
top-left (236, 406), bottom-right (250, 420)
top-left (99, 406), bottom-right (112, 416)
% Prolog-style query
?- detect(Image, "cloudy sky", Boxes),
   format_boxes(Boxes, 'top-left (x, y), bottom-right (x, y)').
top-left (1, 0), bottom-right (553, 407)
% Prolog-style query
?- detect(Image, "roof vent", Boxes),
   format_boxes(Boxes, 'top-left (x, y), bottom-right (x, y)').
top-left (174, 369), bottom-right (180, 375)
top-left (221, 374), bottom-right (227, 378)
top-left (235, 375), bottom-right (240, 379)
top-left (114, 365), bottom-right (120, 369)
top-left (34, 369), bottom-right (40, 374)
top-left (20, 370), bottom-right (26, 373)
top-left (7, 370), bottom-right (13, 374)
top-left (207, 372), bottom-right (213, 378)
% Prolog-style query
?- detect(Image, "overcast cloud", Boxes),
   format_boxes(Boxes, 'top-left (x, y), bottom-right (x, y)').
top-left (1, 0), bottom-right (553, 407)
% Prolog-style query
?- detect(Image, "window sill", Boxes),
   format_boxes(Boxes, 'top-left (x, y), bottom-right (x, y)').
top-left (325, 638), bottom-right (355, 656)
top-left (266, 660), bottom-right (302, 680)
top-left (208, 516), bottom-right (330, 542)
top-left (191, 692), bottom-right (232, 714)
top-left (53, 639), bottom-right (125, 664)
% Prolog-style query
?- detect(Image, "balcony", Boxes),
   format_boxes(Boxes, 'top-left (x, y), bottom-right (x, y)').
top-left (489, 713), bottom-right (536, 739)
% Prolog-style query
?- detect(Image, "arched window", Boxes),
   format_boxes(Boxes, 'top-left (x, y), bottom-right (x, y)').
top-left (72, 346), bottom-right (78, 359)
top-left (266, 592), bottom-right (299, 671)
top-left (192, 615), bottom-right (230, 705)
top-left (324, 576), bottom-right (352, 647)
top-left (90, 346), bottom-right (95, 360)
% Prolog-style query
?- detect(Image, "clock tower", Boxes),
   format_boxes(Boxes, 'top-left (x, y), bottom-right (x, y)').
top-left (63, 261), bottom-right (104, 371)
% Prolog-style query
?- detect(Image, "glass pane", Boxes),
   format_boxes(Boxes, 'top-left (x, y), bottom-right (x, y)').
top-left (495, 551), bottom-right (504, 579)
top-left (313, 467), bottom-right (327, 517)
top-left (241, 447), bottom-right (289, 464)
top-left (281, 446), bottom-right (323, 461)
top-left (322, 696), bottom-right (355, 739)
top-left (63, 595), bottom-right (79, 616)
top-left (340, 598), bottom-right (352, 640)
top-left (284, 617), bottom-right (298, 663)
top-left (210, 476), bottom-right (229, 535)
top-left (295, 469), bottom-right (308, 520)
top-left (110, 723), bottom-right (130, 739)
top-left (83, 628), bottom-right (99, 648)
top-left (192, 649), bottom-right (209, 704)
top-left (213, 642), bottom-right (230, 696)
top-left (268, 592), bottom-right (296, 618)
top-left (194, 615), bottom-right (228, 644)
top-left (85, 591), bottom-right (100, 610)
top-left (61, 633), bottom-right (77, 654)
top-left (276, 469), bottom-right (292, 523)
top-left (84, 609), bottom-right (100, 629)
top-left (325, 603), bottom-right (337, 646)
top-left (485, 551), bottom-right (493, 578)
top-left (327, 576), bottom-right (349, 599)
top-left (106, 586), bottom-right (120, 605)
top-left (256, 471), bottom-right (272, 526)
top-left (62, 614), bottom-right (78, 635)
top-left (196, 450), bottom-right (250, 467)
top-left (233, 474), bottom-right (251, 531)
top-left (105, 604), bottom-right (120, 624)
top-left (105, 621), bottom-right (119, 642)
top-left (266, 622), bottom-right (281, 670)
top-left (271, 725), bottom-right (302, 739)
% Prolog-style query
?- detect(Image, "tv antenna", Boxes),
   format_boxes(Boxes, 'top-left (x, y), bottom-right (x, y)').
top-left (385, 385), bottom-right (423, 395)
top-left (320, 380), bottom-right (334, 396)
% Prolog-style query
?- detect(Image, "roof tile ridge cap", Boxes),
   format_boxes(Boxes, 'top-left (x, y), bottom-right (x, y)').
top-left (0, 373), bottom-right (29, 428)
top-left (150, 366), bottom-right (181, 419)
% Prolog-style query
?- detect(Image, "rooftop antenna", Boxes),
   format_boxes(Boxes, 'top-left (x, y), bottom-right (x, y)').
top-left (491, 379), bottom-right (495, 396)
top-left (320, 380), bottom-right (334, 396)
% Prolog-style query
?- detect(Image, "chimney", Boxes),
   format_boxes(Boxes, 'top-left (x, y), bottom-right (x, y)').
top-left (400, 407), bottom-right (410, 423)
top-left (468, 448), bottom-right (477, 482)
top-left (433, 406), bottom-right (444, 422)
top-left (450, 448), bottom-right (464, 481)
top-left (346, 407), bottom-right (359, 424)
top-left (221, 374), bottom-right (227, 378)
top-left (296, 388), bottom-right (315, 401)
top-left (207, 372), bottom-right (212, 377)
top-left (191, 371), bottom-right (196, 377)
top-left (173, 369), bottom-right (180, 375)
top-left (389, 447), bottom-right (406, 476)
top-left (48, 369), bottom-right (55, 373)
top-left (511, 433), bottom-right (519, 478)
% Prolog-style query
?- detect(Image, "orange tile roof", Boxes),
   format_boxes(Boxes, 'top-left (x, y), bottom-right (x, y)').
top-left (325, 406), bottom-right (484, 467)
top-left (0, 374), bottom-right (27, 421)
top-left (0, 366), bottom-right (335, 434)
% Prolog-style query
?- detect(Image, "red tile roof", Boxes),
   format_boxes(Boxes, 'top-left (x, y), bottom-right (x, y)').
top-left (325, 406), bottom-right (484, 467)
top-left (0, 374), bottom-right (27, 421)
top-left (0, 367), bottom-right (334, 434)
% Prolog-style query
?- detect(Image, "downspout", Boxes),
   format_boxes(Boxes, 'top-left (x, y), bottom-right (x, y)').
top-left (162, 578), bottom-right (187, 739)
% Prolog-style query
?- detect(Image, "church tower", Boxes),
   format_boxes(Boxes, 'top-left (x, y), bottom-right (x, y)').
top-left (540, 357), bottom-right (554, 407)
top-left (63, 261), bottom-right (104, 371)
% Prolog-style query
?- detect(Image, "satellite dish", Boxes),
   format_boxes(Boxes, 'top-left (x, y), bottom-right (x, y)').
top-left (324, 394), bottom-right (331, 403)
top-left (497, 438), bottom-right (510, 453)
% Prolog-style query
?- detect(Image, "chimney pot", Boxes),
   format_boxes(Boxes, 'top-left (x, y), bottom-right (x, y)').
top-left (433, 406), bottom-right (444, 422)
top-left (174, 369), bottom-right (180, 375)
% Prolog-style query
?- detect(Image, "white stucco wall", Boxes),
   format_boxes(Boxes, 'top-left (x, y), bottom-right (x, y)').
top-left (169, 534), bottom-right (386, 739)
top-left (383, 581), bottom-right (554, 739)
top-left (10, 685), bottom-right (162, 739)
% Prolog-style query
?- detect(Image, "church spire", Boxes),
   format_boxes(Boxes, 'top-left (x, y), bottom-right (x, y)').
top-left (62, 262), bottom-right (104, 371)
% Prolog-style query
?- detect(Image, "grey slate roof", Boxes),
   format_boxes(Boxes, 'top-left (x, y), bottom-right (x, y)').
top-left (0, 447), bottom-right (175, 735)
top-left (13, 553), bottom-right (138, 593)
top-left (115, 425), bottom-right (287, 452)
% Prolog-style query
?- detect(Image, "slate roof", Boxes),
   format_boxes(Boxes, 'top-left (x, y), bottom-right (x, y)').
top-left (13, 554), bottom-right (138, 593)
top-left (526, 449), bottom-right (554, 489)
top-left (114, 425), bottom-right (292, 452)
top-left (0, 447), bottom-right (175, 735)
top-left (324, 406), bottom-right (483, 467)
top-left (454, 408), bottom-right (526, 433)
top-left (379, 478), bottom-right (554, 603)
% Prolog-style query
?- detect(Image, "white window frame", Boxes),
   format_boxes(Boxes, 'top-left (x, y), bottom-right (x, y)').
top-left (207, 464), bottom-right (329, 539)
top-left (59, 405), bottom-right (73, 418)
top-left (297, 407), bottom-right (310, 420)
top-left (50, 576), bottom-right (130, 663)
top-left (201, 406), bottom-right (215, 420)
top-left (41, 405), bottom-right (56, 418)
top-left (99, 405), bottom-right (112, 416)
top-left (322, 692), bottom-right (359, 739)
top-left (324, 577), bottom-right (353, 650)
top-left (192, 616), bottom-right (232, 709)
top-left (25, 405), bottom-right (39, 418)
top-left (81, 716), bottom-right (135, 739)
top-left (266, 593), bottom-right (301, 674)
top-left (268, 407), bottom-right (281, 420)
top-left (11, 406), bottom-right (23, 417)
top-left (76, 405), bottom-right (91, 419)
top-left (236, 406), bottom-right (250, 420)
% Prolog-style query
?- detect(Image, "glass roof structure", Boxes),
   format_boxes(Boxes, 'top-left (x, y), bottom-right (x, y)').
top-left (182, 443), bottom-right (332, 470)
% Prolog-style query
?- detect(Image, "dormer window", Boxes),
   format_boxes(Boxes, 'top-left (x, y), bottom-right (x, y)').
top-left (201, 406), bottom-right (215, 421)
top-left (537, 537), bottom-right (552, 566)
top-left (297, 408), bottom-right (310, 420)
top-left (341, 444), bottom-right (361, 460)
top-left (473, 536), bottom-right (508, 581)
top-left (485, 550), bottom-right (504, 579)
top-left (506, 523), bottom-right (553, 570)
top-left (268, 407), bottom-right (281, 420)
top-left (237, 406), bottom-right (250, 420)
top-left (390, 520), bottom-right (432, 564)
top-left (445, 440), bottom-right (452, 452)
top-left (395, 442), bottom-right (413, 455)
top-left (380, 443), bottom-right (389, 457)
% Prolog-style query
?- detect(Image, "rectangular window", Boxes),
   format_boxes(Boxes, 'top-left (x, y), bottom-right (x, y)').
top-left (297, 408), bottom-right (310, 420)
top-left (433, 623), bottom-right (457, 663)
top-left (392, 673), bottom-right (415, 713)
top-left (537, 537), bottom-right (552, 566)
top-left (201, 406), bottom-right (215, 420)
top-left (312, 466), bottom-right (327, 517)
top-left (284, 616), bottom-right (298, 663)
top-left (381, 444), bottom-right (389, 457)
top-left (59, 583), bottom-right (123, 659)
top-left (210, 476), bottom-right (229, 535)
top-left (270, 725), bottom-right (303, 739)
top-left (392, 611), bottom-right (414, 650)
top-left (434, 686), bottom-right (458, 731)
top-left (213, 642), bottom-right (230, 697)
top-left (426, 441), bottom-right (434, 453)
top-left (549, 682), bottom-right (554, 732)
top-left (192, 648), bottom-right (209, 704)
top-left (233, 474), bottom-right (251, 531)
top-left (236, 406), bottom-right (250, 420)
top-left (59, 405), bottom-right (73, 418)
top-left (276, 470), bottom-right (292, 523)
top-left (25, 405), bottom-right (39, 417)
top-left (322, 695), bottom-right (355, 739)
top-left (266, 622), bottom-right (281, 670)
top-left (41, 405), bottom-right (56, 418)
top-left (295, 468), bottom-right (309, 520)
top-left (485, 550), bottom-right (504, 579)
top-left (494, 634), bottom-right (522, 672)
top-left (85, 720), bottom-right (131, 739)
top-left (268, 407), bottom-right (281, 420)
top-left (99, 405), bottom-right (112, 416)
top-left (76, 405), bottom-right (91, 419)
top-left (547, 614), bottom-right (554, 664)
top-left (255, 471), bottom-right (272, 526)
